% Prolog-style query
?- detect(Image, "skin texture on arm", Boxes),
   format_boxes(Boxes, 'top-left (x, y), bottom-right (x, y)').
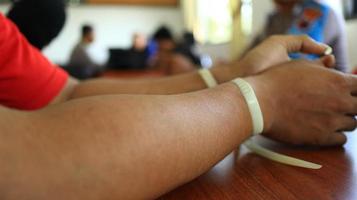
top-left (1, 83), bottom-right (252, 200)
top-left (0, 60), bottom-right (356, 199)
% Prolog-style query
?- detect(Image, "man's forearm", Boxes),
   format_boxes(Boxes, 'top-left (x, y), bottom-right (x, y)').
top-left (1, 83), bottom-right (252, 199)
top-left (69, 66), bottom-right (236, 99)
top-left (64, 34), bottom-right (332, 101)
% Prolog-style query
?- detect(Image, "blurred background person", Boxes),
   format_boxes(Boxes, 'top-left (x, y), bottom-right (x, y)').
top-left (149, 26), bottom-right (197, 75)
top-left (106, 33), bottom-right (150, 70)
top-left (129, 33), bottom-right (150, 69)
top-left (245, 0), bottom-right (348, 72)
top-left (7, 0), bottom-right (66, 50)
top-left (67, 24), bottom-right (103, 79)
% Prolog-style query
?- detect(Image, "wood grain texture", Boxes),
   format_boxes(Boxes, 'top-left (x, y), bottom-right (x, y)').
top-left (160, 132), bottom-right (357, 200)
top-left (87, 0), bottom-right (178, 6)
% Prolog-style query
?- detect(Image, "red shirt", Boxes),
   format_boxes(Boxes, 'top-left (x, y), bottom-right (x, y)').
top-left (0, 13), bottom-right (68, 110)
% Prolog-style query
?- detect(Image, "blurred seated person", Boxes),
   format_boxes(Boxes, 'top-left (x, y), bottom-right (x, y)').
top-left (128, 33), bottom-right (150, 69)
top-left (7, 0), bottom-right (66, 50)
top-left (246, 0), bottom-right (348, 71)
top-left (149, 26), bottom-right (197, 75)
top-left (67, 25), bottom-right (103, 79)
top-left (106, 34), bottom-right (149, 70)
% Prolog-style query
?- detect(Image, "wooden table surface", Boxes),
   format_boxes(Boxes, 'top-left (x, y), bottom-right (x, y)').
top-left (160, 132), bottom-right (357, 200)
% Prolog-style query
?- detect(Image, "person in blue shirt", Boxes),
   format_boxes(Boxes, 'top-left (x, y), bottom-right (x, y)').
top-left (247, 0), bottom-right (348, 72)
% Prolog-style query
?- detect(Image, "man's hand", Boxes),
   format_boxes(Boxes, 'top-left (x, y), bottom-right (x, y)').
top-left (247, 60), bottom-right (356, 146)
top-left (235, 35), bottom-right (336, 77)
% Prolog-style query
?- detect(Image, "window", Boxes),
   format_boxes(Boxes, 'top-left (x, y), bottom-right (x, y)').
top-left (194, 0), bottom-right (233, 44)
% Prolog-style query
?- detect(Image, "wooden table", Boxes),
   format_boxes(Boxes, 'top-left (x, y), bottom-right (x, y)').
top-left (160, 132), bottom-right (357, 200)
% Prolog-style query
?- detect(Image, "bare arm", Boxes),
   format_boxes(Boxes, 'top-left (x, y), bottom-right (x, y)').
top-left (1, 60), bottom-right (356, 199)
top-left (1, 83), bottom-right (252, 200)
top-left (69, 66), bottom-right (233, 98)
top-left (63, 35), bottom-right (333, 100)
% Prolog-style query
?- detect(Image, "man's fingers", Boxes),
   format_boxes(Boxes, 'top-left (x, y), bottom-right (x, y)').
top-left (335, 116), bottom-right (357, 132)
top-left (323, 132), bottom-right (347, 147)
top-left (288, 35), bottom-right (329, 55)
top-left (314, 55), bottom-right (336, 68)
top-left (272, 35), bottom-right (331, 55)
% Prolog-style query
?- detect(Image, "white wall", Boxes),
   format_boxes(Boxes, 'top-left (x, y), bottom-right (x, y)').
top-left (0, 4), bottom-right (185, 65)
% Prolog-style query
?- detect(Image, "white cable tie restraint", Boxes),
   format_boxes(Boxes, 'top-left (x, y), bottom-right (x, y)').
top-left (198, 69), bottom-right (218, 88)
top-left (198, 70), bottom-right (322, 169)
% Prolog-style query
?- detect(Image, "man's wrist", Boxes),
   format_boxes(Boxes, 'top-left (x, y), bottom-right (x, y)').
top-left (197, 69), bottom-right (254, 137)
top-left (210, 64), bottom-right (244, 84)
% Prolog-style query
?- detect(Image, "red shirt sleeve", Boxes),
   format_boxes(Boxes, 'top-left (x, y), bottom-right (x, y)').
top-left (0, 13), bottom-right (69, 110)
